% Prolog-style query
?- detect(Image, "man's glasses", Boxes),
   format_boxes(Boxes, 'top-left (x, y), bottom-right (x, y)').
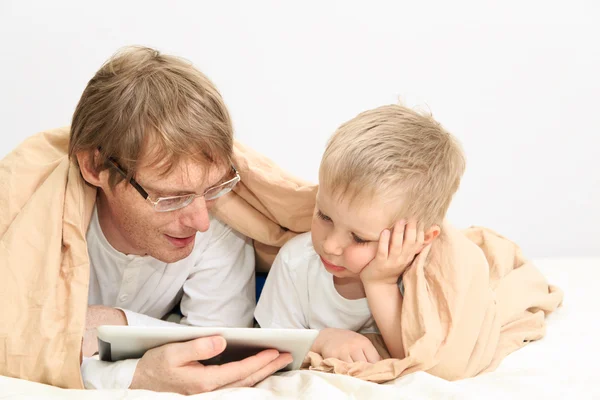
top-left (105, 157), bottom-right (240, 212)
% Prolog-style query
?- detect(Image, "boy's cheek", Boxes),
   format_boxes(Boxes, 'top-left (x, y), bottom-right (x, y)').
top-left (346, 248), bottom-right (378, 273)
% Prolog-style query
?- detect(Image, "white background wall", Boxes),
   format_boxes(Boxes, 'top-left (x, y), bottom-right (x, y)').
top-left (1, 0), bottom-right (598, 258)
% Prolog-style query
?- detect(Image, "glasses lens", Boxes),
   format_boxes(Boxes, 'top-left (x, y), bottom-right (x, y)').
top-left (155, 195), bottom-right (195, 212)
top-left (204, 176), bottom-right (240, 201)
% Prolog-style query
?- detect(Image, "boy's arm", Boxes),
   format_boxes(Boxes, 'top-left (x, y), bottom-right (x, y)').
top-left (364, 282), bottom-right (405, 359)
top-left (360, 221), bottom-right (426, 360)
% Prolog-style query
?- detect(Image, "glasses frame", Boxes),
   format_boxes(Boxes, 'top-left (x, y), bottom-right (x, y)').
top-left (105, 156), bottom-right (240, 212)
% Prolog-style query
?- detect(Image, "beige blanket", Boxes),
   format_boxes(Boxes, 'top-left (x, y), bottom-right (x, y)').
top-left (0, 127), bottom-right (562, 388)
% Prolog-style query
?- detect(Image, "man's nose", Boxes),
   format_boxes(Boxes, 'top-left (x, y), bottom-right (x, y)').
top-left (180, 196), bottom-right (210, 233)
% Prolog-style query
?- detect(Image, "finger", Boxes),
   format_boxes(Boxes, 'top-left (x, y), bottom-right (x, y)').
top-left (333, 350), bottom-right (354, 363)
top-left (404, 221), bottom-right (418, 246)
top-left (342, 353), bottom-right (354, 363)
top-left (202, 349), bottom-right (282, 387)
top-left (220, 353), bottom-right (293, 390)
top-left (419, 242), bottom-right (432, 260)
top-left (388, 220), bottom-right (406, 260)
top-left (165, 336), bottom-right (227, 366)
top-left (350, 349), bottom-right (368, 363)
top-left (376, 229), bottom-right (391, 260)
top-left (364, 345), bottom-right (382, 364)
top-left (416, 228), bottom-right (425, 248)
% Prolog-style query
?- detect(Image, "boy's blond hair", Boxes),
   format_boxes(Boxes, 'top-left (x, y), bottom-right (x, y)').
top-left (69, 46), bottom-right (233, 187)
top-left (320, 104), bottom-right (465, 229)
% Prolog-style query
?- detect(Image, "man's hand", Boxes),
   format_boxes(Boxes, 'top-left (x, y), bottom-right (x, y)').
top-left (360, 220), bottom-right (424, 286)
top-left (83, 305), bottom-right (128, 357)
top-left (311, 328), bottom-right (381, 363)
top-left (130, 336), bottom-right (292, 394)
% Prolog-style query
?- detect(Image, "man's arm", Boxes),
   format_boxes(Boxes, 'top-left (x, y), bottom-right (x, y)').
top-left (82, 305), bottom-right (181, 359)
top-left (81, 357), bottom-right (140, 390)
top-left (80, 306), bottom-right (139, 390)
top-left (82, 305), bottom-right (127, 357)
top-left (80, 303), bottom-right (291, 392)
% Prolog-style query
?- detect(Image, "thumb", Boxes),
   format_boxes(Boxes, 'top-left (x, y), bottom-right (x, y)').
top-left (190, 336), bottom-right (227, 361)
top-left (167, 336), bottom-right (227, 366)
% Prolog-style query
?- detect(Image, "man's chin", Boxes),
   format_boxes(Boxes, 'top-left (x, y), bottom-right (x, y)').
top-left (152, 242), bottom-right (195, 264)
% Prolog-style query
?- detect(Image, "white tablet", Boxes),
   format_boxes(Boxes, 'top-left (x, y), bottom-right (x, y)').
top-left (97, 325), bottom-right (319, 371)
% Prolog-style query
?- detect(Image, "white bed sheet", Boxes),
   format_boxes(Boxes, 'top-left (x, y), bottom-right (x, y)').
top-left (2, 258), bottom-right (598, 399)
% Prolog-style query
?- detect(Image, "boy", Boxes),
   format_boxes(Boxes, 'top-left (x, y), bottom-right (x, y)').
top-left (254, 104), bottom-right (465, 362)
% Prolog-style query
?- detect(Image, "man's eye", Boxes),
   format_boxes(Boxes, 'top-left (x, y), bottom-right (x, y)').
top-left (317, 210), bottom-right (332, 222)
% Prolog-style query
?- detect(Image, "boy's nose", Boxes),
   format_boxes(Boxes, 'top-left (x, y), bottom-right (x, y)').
top-left (322, 233), bottom-right (343, 256)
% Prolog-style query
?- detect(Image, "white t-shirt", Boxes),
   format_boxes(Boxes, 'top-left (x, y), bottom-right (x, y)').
top-left (254, 232), bottom-right (379, 334)
top-left (82, 205), bottom-right (255, 389)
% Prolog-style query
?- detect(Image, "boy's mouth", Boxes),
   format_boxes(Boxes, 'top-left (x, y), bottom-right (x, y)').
top-left (320, 256), bottom-right (346, 272)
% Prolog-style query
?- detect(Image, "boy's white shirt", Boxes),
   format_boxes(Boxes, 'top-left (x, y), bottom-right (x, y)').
top-left (254, 232), bottom-right (379, 334)
top-left (82, 205), bottom-right (256, 390)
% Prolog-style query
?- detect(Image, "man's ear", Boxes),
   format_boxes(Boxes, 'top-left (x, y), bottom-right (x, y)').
top-left (423, 224), bottom-right (441, 246)
top-left (76, 150), bottom-right (104, 187)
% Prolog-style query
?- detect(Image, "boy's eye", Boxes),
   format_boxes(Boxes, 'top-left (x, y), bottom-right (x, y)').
top-left (352, 233), bottom-right (369, 245)
top-left (317, 210), bottom-right (332, 222)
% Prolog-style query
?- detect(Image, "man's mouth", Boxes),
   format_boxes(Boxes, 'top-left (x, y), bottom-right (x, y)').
top-left (165, 234), bottom-right (196, 248)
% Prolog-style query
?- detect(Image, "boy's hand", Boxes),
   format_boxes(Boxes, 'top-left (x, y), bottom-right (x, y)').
top-left (311, 328), bottom-right (382, 363)
top-left (360, 220), bottom-right (424, 286)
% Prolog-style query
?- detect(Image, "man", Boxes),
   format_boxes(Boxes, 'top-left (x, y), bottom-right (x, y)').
top-left (0, 46), bottom-right (291, 394)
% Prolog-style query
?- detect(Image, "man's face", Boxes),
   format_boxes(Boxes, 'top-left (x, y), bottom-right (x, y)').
top-left (96, 154), bottom-right (229, 263)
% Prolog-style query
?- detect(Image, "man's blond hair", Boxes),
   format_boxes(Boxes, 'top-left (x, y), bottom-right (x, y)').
top-left (320, 104), bottom-right (465, 229)
top-left (69, 46), bottom-right (233, 187)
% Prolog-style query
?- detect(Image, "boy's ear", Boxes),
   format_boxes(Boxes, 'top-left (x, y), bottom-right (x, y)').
top-left (423, 224), bottom-right (441, 245)
top-left (76, 150), bottom-right (104, 187)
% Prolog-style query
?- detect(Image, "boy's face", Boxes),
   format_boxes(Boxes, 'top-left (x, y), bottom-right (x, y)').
top-left (311, 186), bottom-right (397, 280)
